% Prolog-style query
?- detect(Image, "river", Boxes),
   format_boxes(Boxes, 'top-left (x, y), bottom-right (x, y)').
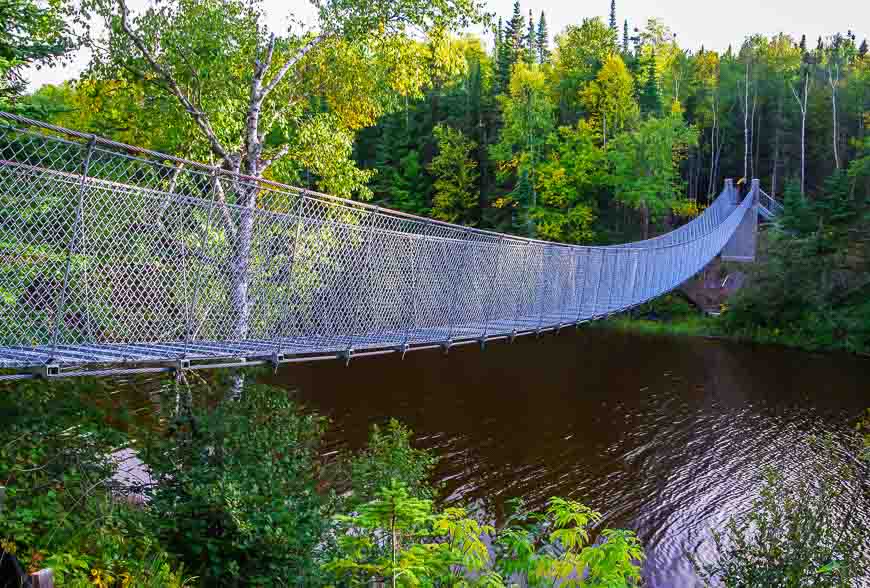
top-left (268, 328), bottom-right (869, 587)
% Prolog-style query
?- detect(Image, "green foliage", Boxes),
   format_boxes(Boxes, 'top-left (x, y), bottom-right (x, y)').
top-left (497, 0), bottom-right (525, 91)
top-left (75, 0), bottom-right (483, 202)
top-left (535, 12), bottom-right (549, 64)
top-left (552, 18), bottom-right (618, 122)
top-left (0, 0), bottom-right (74, 107)
top-left (430, 124), bottom-right (480, 224)
top-left (494, 497), bottom-right (644, 587)
top-left (638, 51), bottom-right (662, 117)
top-left (490, 60), bottom-right (555, 235)
top-left (0, 374), bottom-right (470, 586)
top-left (692, 439), bottom-right (870, 587)
top-left (142, 381), bottom-right (330, 585)
top-left (327, 486), bottom-right (644, 587)
top-left (607, 114), bottom-right (698, 237)
top-left (0, 378), bottom-right (189, 585)
top-left (533, 121), bottom-right (603, 243)
top-left (580, 53), bottom-right (640, 142)
top-left (722, 166), bottom-right (870, 354)
top-left (326, 481), bottom-right (495, 587)
top-left (346, 418), bottom-right (439, 506)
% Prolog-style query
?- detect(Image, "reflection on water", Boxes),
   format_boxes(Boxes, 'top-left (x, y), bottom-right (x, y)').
top-left (267, 329), bottom-right (869, 587)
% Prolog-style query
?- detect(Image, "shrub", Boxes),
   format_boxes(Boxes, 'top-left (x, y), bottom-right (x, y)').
top-left (143, 380), bottom-right (331, 586)
top-left (691, 438), bottom-right (870, 587)
top-left (0, 378), bottom-right (188, 585)
top-left (326, 485), bottom-right (645, 587)
top-left (345, 418), bottom-right (438, 506)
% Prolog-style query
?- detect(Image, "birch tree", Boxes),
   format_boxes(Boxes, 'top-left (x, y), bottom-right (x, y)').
top-left (792, 68), bottom-right (811, 196)
top-left (82, 0), bottom-right (483, 339)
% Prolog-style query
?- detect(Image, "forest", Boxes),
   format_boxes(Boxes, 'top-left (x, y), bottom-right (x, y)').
top-left (1, 0), bottom-right (870, 585)
top-left (7, 0), bottom-right (869, 246)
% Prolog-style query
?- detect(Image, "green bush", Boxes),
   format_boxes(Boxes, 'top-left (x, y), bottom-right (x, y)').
top-left (142, 380), bottom-right (331, 586)
top-left (325, 484), bottom-right (645, 587)
top-left (691, 438), bottom-right (870, 587)
top-left (721, 174), bottom-right (870, 354)
top-left (345, 418), bottom-right (438, 506)
top-left (0, 378), bottom-right (188, 585)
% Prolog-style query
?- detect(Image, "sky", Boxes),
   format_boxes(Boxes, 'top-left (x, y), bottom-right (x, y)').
top-left (25, 0), bottom-right (870, 90)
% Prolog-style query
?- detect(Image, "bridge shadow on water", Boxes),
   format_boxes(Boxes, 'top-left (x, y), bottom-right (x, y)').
top-left (267, 328), bottom-right (869, 587)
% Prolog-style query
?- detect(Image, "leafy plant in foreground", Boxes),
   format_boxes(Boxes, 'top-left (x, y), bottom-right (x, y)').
top-left (325, 484), bottom-right (645, 587)
top-left (494, 497), bottom-right (644, 587)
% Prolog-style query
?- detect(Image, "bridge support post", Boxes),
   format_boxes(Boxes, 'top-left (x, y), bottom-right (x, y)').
top-left (721, 179), bottom-right (759, 263)
top-left (725, 178), bottom-right (736, 204)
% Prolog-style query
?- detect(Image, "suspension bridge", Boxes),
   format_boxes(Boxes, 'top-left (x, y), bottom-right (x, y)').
top-left (0, 112), bottom-right (780, 380)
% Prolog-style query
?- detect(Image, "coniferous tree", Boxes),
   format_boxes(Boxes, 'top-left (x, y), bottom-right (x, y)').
top-left (526, 10), bottom-right (536, 64)
top-left (623, 19), bottom-right (630, 54)
top-left (498, 0), bottom-right (525, 89)
top-left (799, 34), bottom-right (807, 53)
top-left (609, 0), bottom-right (617, 32)
top-left (429, 124), bottom-right (480, 224)
top-left (496, 16), bottom-right (512, 92)
top-left (494, 18), bottom-right (504, 87)
top-left (860, 39), bottom-right (868, 58)
top-left (505, 1), bottom-right (525, 57)
top-left (638, 49), bottom-right (662, 116)
top-left (536, 11), bottom-right (550, 63)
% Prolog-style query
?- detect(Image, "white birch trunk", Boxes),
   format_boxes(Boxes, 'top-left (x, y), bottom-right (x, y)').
top-left (792, 72), bottom-right (809, 196)
top-left (829, 64), bottom-right (840, 170)
top-left (743, 61), bottom-right (750, 181)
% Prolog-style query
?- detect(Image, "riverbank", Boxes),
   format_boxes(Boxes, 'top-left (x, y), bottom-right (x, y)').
top-left (594, 294), bottom-right (870, 357)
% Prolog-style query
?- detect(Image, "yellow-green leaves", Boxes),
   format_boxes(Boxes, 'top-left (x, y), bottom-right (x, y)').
top-left (532, 122), bottom-right (603, 244)
top-left (494, 496), bottom-right (644, 587)
top-left (430, 123), bottom-right (479, 224)
top-left (580, 53), bottom-right (640, 142)
top-left (326, 481), bottom-right (496, 586)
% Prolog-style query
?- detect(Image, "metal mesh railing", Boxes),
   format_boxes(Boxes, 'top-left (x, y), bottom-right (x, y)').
top-left (0, 112), bottom-right (757, 376)
top-left (758, 189), bottom-right (784, 220)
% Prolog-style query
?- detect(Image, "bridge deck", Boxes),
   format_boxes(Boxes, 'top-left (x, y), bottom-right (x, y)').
top-left (0, 311), bottom-right (616, 370)
top-left (0, 112), bottom-right (778, 379)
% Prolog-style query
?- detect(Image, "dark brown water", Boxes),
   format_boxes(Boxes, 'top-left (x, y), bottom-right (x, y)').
top-left (269, 329), bottom-right (869, 587)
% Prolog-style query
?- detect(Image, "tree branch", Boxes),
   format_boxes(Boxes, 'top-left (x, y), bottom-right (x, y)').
top-left (244, 34), bottom-right (277, 174)
top-left (211, 174), bottom-right (239, 239)
top-left (116, 0), bottom-right (234, 168)
top-left (260, 144), bottom-right (291, 171)
top-left (259, 33), bottom-right (327, 102)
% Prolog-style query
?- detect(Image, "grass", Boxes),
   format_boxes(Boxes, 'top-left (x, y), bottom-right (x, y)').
top-left (594, 293), bottom-right (870, 357)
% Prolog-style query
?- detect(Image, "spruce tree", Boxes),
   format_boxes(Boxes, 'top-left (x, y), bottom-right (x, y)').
top-left (860, 39), bottom-right (868, 58)
top-left (496, 15), bottom-right (513, 93)
top-left (609, 0), bottom-right (617, 31)
top-left (536, 11), bottom-right (550, 63)
top-left (638, 49), bottom-right (662, 116)
top-left (799, 34), bottom-right (807, 53)
top-left (623, 19), bottom-right (629, 54)
top-left (526, 10), bottom-right (536, 64)
top-left (499, 0), bottom-right (525, 86)
top-left (505, 1), bottom-right (525, 55)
